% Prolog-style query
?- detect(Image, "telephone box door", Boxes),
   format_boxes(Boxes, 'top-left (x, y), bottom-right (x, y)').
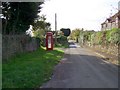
top-left (46, 32), bottom-right (53, 50)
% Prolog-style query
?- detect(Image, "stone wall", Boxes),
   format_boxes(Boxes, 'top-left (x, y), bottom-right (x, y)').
top-left (2, 35), bottom-right (40, 60)
top-left (79, 41), bottom-right (118, 56)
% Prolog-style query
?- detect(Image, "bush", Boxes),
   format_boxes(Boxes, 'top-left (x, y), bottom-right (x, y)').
top-left (56, 35), bottom-right (68, 48)
top-left (106, 28), bottom-right (120, 45)
top-left (78, 28), bottom-right (120, 46)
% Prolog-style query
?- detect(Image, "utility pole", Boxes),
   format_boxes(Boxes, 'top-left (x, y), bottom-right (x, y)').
top-left (118, 1), bottom-right (120, 28)
top-left (118, 1), bottom-right (120, 66)
top-left (55, 13), bottom-right (57, 44)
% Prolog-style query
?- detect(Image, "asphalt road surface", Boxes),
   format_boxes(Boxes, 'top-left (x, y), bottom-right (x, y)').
top-left (41, 41), bottom-right (118, 88)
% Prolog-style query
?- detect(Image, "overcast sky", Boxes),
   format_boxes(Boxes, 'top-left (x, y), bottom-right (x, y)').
top-left (39, 0), bottom-right (119, 31)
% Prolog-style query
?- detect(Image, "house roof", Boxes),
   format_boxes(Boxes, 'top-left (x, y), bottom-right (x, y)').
top-left (101, 11), bottom-right (120, 25)
top-left (101, 22), bottom-right (106, 25)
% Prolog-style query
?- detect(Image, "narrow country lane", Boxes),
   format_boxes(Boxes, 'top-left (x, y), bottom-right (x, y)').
top-left (41, 41), bottom-right (118, 88)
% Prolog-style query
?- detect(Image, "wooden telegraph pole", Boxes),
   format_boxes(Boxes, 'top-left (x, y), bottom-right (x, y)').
top-left (55, 13), bottom-right (57, 44)
top-left (118, 1), bottom-right (120, 28)
top-left (118, 1), bottom-right (120, 66)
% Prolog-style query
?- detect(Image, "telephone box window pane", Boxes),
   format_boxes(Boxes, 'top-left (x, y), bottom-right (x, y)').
top-left (48, 36), bottom-right (51, 48)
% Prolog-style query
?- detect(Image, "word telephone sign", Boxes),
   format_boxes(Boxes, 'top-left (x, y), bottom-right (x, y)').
top-left (46, 32), bottom-right (53, 50)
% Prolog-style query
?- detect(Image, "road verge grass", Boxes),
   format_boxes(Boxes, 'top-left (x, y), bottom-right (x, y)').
top-left (2, 47), bottom-right (64, 88)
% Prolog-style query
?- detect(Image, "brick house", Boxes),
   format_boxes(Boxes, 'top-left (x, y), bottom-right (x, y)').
top-left (101, 11), bottom-right (120, 31)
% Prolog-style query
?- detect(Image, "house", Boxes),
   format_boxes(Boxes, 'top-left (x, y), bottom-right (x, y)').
top-left (101, 1), bottom-right (120, 31)
top-left (101, 11), bottom-right (120, 31)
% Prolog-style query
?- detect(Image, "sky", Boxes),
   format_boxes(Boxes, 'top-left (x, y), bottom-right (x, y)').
top-left (39, 0), bottom-right (119, 31)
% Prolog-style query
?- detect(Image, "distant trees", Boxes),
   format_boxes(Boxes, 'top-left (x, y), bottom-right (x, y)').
top-left (69, 28), bottom-right (95, 43)
top-left (69, 28), bottom-right (81, 41)
top-left (1, 2), bottom-right (43, 34)
top-left (60, 28), bottom-right (71, 37)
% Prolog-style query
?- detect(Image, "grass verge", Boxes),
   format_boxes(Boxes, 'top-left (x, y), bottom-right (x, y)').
top-left (2, 47), bottom-right (64, 88)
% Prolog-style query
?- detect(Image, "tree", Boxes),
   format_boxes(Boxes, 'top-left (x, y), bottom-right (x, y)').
top-left (60, 28), bottom-right (71, 37)
top-left (2, 2), bottom-right (43, 34)
top-left (33, 14), bottom-right (51, 38)
top-left (33, 15), bottom-right (51, 31)
top-left (69, 28), bottom-right (81, 40)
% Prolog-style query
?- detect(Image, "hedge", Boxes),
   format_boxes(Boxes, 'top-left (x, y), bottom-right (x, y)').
top-left (79, 28), bottom-right (120, 46)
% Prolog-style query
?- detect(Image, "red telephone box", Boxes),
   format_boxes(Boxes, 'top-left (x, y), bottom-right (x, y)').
top-left (46, 32), bottom-right (53, 50)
